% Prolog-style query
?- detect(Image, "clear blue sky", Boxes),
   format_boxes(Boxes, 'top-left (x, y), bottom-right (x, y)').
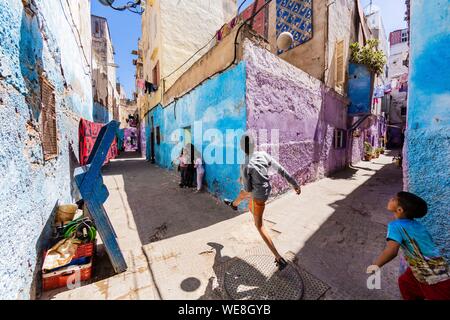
top-left (361, 0), bottom-right (408, 35)
top-left (91, 0), bottom-right (406, 99)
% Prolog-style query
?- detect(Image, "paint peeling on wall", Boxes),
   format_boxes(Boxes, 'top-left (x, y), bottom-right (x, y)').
top-left (0, 0), bottom-right (93, 299)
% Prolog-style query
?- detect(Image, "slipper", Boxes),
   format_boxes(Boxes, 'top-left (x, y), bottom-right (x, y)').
top-left (223, 199), bottom-right (238, 211)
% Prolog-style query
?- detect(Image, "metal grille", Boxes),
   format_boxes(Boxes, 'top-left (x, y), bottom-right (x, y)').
top-left (295, 264), bottom-right (330, 300)
top-left (40, 77), bottom-right (58, 160)
top-left (224, 255), bottom-right (304, 300)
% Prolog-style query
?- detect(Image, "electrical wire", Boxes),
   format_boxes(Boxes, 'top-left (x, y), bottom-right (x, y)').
top-left (162, 0), bottom-right (263, 83)
top-left (237, 0), bottom-right (250, 14)
top-left (167, 0), bottom-right (274, 103)
top-left (59, 0), bottom-right (91, 76)
top-left (162, 33), bottom-right (217, 81)
top-left (109, 0), bottom-right (144, 14)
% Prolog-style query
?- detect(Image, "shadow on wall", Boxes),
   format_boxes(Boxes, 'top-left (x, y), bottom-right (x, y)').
top-left (101, 153), bottom-right (238, 246)
top-left (30, 201), bottom-right (58, 300)
top-left (294, 162), bottom-right (403, 299)
top-left (20, 10), bottom-right (43, 122)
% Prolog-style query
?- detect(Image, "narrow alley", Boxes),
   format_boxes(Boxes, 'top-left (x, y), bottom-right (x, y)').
top-left (1, 0), bottom-right (449, 304)
top-left (41, 151), bottom-right (402, 300)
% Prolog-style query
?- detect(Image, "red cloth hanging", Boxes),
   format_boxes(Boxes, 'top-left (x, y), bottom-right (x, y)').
top-left (79, 118), bottom-right (118, 166)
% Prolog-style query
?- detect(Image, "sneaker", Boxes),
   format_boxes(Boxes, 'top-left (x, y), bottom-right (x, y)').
top-left (223, 199), bottom-right (238, 211)
top-left (275, 258), bottom-right (288, 271)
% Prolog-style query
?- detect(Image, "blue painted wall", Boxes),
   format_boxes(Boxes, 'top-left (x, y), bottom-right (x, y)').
top-left (348, 63), bottom-right (373, 115)
top-left (0, 0), bottom-right (93, 298)
top-left (146, 63), bottom-right (247, 200)
top-left (93, 102), bottom-right (112, 124)
top-left (405, 0), bottom-right (450, 261)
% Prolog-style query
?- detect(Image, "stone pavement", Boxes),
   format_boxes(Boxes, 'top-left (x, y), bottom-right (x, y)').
top-left (143, 152), bottom-right (403, 300)
top-left (41, 151), bottom-right (403, 300)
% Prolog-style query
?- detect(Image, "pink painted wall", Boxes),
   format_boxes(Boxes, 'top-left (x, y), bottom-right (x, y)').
top-left (244, 40), bottom-right (349, 194)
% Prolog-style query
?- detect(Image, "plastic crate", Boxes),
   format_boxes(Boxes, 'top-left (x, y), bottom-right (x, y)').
top-left (73, 241), bottom-right (95, 259)
top-left (43, 240), bottom-right (95, 260)
top-left (42, 260), bottom-right (92, 291)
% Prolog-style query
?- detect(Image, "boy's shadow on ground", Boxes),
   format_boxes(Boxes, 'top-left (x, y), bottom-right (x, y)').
top-left (184, 242), bottom-right (302, 300)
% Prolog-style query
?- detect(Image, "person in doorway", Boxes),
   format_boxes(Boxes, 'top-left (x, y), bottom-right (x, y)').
top-left (178, 148), bottom-right (188, 188)
top-left (194, 149), bottom-right (204, 193)
top-left (184, 143), bottom-right (195, 188)
top-left (367, 192), bottom-right (450, 300)
top-left (223, 133), bottom-right (301, 271)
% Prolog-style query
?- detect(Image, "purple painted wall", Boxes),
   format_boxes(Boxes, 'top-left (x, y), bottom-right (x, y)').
top-left (348, 115), bottom-right (386, 164)
top-left (244, 40), bottom-right (349, 194)
top-left (140, 121), bottom-right (146, 158)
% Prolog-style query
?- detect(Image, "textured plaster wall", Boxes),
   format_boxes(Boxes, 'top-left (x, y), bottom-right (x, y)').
top-left (146, 63), bottom-right (247, 200)
top-left (244, 40), bottom-right (348, 194)
top-left (404, 0), bottom-right (450, 261)
top-left (0, 0), bottom-right (93, 299)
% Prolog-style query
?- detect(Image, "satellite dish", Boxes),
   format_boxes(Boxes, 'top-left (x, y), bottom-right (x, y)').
top-left (98, 0), bottom-right (114, 6)
top-left (277, 32), bottom-right (294, 51)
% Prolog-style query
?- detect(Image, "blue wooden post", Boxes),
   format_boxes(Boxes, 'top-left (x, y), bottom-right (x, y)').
top-left (74, 120), bottom-right (127, 274)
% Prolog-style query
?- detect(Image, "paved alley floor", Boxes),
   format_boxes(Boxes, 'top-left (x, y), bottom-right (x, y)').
top-left (41, 151), bottom-right (403, 300)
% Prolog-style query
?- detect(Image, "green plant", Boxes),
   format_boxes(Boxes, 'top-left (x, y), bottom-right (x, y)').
top-left (364, 142), bottom-right (373, 154)
top-left (350, 39), bottom-right (387, 75)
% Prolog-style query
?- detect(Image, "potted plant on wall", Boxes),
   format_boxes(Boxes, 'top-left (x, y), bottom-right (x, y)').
top-left (350, 39), bottom-right (387, 76)
top-left (364, 142), bottom-right (373, 161)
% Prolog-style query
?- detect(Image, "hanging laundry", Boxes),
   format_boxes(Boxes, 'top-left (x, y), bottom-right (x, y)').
top-left (384, 83), bottom-right (392, 94)
top-left (391, 79), bottom-right (399, 90)
top-left (399, 82), bottom-right (408, 92)
top-left (373, 85), bottom-right (385, 98)
top-left (144, 81), bottom-right (158, 94)
top-left (136, 79), bottom-right (145, 89)
top-left (79, 118), bottom-right (118, 166)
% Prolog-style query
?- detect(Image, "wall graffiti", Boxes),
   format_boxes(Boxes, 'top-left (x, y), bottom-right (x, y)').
top-left (79, 118), bottom-right (118, 166)
top-left (276, 0), bottom-right (313, 52)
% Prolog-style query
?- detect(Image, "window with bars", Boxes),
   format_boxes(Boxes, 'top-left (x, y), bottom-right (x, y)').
top-left (335, 40), bottom-right (345, 86)
top-left (40, 77), bottom-right (58, 160)
top-left (334, 129), bottom-right (347, 149)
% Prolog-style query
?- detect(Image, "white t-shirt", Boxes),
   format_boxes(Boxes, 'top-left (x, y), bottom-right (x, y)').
top-left (195, 158), bottom-right (204, 174)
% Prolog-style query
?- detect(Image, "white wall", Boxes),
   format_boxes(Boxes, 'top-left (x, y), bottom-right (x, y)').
top-left (160, 0), bottom-right (237, 89)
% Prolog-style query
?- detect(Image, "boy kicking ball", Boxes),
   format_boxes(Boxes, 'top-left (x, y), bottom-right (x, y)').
top-left (367, 191), bottom-right (450, 300)
top-left (224, 134), bottom-right (301, 271)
